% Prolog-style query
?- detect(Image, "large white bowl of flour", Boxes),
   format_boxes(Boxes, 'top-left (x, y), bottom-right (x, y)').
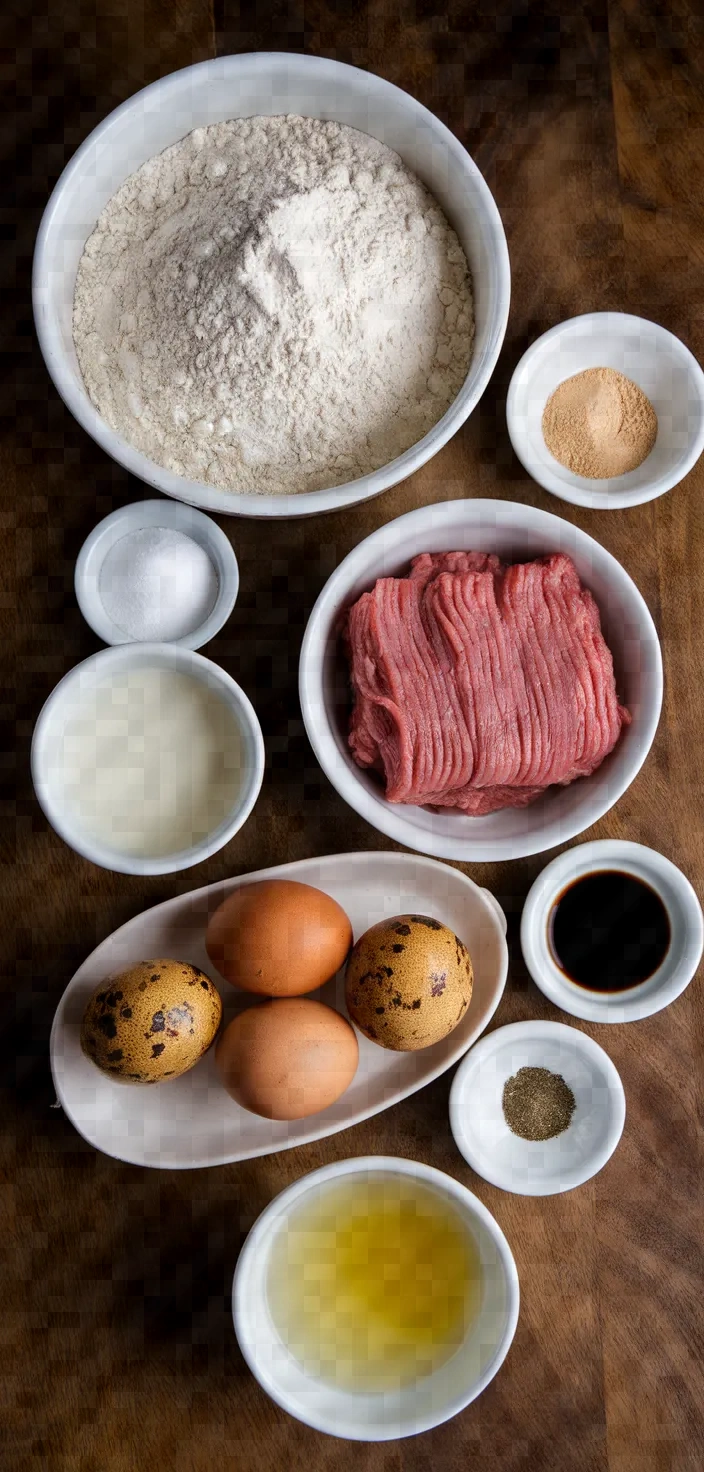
top-left (33, 54), bottom-right (510, 519)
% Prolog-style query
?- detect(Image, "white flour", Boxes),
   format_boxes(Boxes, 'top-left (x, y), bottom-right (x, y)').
top-left (73, 116), bottom-right (474, 495)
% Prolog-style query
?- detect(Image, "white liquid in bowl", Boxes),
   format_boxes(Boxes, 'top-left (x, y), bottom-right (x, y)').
top-left (49, 665), bottom-right (243, 856)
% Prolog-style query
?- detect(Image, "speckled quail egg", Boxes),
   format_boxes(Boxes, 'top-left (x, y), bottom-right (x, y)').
top-left (345, 914), bottom-right (473, 1050)
top-left (80, 958), bottom-right (222, 1084)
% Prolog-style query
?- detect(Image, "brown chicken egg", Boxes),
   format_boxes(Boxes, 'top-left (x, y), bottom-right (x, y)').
top-left (205, 879), bottom-right (353, 996)
top-left (345, 914), bottom-right (473, 1051)
top-left (80, 959), bottom-right (222, 1083)
top-left (215, 997), bottom-right (359, 1119)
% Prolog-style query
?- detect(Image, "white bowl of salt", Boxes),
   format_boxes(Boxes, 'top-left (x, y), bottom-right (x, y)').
top-left (74, 499), bottom-right (239, 648)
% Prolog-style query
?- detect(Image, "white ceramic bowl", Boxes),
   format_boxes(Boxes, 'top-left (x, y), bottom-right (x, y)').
top-left (33, 53), bottom-right (510, 520)
top-left (506, 312), bottom-right (704, 509)
top-left (299, 498), bottom-right (663, 862)
top-left (232, 1155), bottom-right (519, 1440)
top-left (74, 499), bottom-right (239, 649)
top-left (449, 1021), bottom-right (626, 1196)
top-left (521, 840), bottom-right (704, 1022)
top-left (31, 643), bottom-right (265, 875)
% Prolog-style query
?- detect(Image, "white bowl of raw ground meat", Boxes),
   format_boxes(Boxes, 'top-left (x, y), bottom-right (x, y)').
top-left (299, 500), bottom-right (663, 862)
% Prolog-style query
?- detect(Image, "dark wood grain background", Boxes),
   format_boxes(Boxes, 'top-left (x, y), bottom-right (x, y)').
top-left (3, 3), bottom-right (704, 1469)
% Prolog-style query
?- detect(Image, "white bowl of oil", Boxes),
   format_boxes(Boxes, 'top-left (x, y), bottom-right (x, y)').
top-left (232, 1155), bottom-right (519, 1441)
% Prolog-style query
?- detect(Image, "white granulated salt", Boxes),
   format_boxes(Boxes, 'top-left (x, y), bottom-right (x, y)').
top-left (73, 115), bottom-right (474, 496)
top-left (99, 526), bottom-right (218, 642)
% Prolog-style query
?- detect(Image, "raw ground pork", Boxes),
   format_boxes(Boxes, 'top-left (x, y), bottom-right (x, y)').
top-left (344, 551), bottom-right (631, 816)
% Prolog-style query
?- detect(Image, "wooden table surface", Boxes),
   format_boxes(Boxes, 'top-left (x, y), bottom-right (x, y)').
top-left (4, 3), bottom-right (704, 1469)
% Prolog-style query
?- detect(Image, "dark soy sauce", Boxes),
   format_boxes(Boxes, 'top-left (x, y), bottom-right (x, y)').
top-left (549, 870), bottom-right (671, 993)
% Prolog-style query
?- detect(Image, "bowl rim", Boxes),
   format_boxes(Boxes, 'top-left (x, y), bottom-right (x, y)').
top-left (448, 1020), bottom-right (627, 1197)
top-left (299, 497), bottom-right (664, 861)
top-left (231, 1153), bottom-right (520, 1440)
top-left (30, 641), bottom-right (265, 875)
top-left (73, 498), bottom-right (239, 649)
top-left (520, 839), bottom-right (704, 1022)
top-left (506, 310), bottom-right (704, 510)
top-left (32, 51), bottom-right (511, 520)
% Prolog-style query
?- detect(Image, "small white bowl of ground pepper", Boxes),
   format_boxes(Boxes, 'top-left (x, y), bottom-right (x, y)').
top-left (449, 1021), bottom-right (625, 1196)
top-left (506, 312), bottom-right (704, 509)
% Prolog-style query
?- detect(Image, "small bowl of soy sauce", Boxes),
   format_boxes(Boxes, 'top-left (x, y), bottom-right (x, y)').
top-left (521, 840), bottom-right (703, 1023)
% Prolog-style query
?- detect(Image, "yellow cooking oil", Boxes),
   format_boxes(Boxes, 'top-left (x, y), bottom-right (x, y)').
top-left (266, 1175), bottom-right (482, 1392)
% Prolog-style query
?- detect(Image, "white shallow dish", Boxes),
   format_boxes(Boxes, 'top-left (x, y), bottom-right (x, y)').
top-left (74, 499), bottom-right (239, 649)
top-left (50, 851), bottom-right (508, 1168)
top-left (233, 1155), bottom-right (519, 1440)
top-left (299, 498), bottom-right (663, 862)
top-left (506, 312), bottom-right (704, 509)
top-left (33, 52), bottom-right (510, 519)
top-left (31, 642), bottom-right (264, 876)
top-left (449, 1021), bottom-right (626, 1196)
top-left (521, 840), bottom-right (704, 1023)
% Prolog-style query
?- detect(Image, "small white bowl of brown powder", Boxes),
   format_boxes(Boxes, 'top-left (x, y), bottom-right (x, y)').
top-left (449, 1020), bottom-right (625, 1196)
top-left (506, 312), bottom-right (704, 509)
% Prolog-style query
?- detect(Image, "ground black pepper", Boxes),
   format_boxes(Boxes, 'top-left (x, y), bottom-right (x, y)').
top-left (502, 1066), bottom-right (576, 1141)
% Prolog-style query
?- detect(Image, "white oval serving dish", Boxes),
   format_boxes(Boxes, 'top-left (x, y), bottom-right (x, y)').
top-left (33, 52), bottom-right (510, 519)
top-left (50, 850), bottom-right (508, 1168)
top-left (299, 498), bottom-right (663, 862)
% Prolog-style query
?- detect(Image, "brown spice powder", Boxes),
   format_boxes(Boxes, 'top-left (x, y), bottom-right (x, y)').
top-left (542, 366), bottom-right (657, 479)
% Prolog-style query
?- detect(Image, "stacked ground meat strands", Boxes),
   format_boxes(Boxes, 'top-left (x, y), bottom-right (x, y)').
top-left (345, 551), bottom-right (630, 816)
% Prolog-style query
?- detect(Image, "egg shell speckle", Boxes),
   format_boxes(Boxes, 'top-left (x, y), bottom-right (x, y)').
top-left (80, 959), bottom-right (222, 1084)
top-left (345, 914), bottom-right (473, 1051)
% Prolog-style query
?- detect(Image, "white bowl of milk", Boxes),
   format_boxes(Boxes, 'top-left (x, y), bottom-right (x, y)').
top-left (31, 643), bottom-right (265, 875)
